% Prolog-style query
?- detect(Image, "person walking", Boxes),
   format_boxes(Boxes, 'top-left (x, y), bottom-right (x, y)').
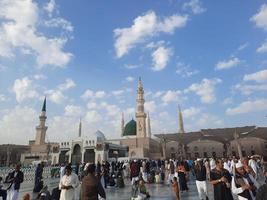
top-left (5, 164), bottom-right (24, 200)
top-left (231, 162), bottom-right (259, 200)
top-left (33, 163), bottom-right (44, 193)
top-left (177, 161), bottom-right (188, 192)
top-left (81, 163), bottom-right (106, 200)
top-left (210, 159), bottom-right (233, 200)
top-left (171, 177), bottom-right (180, 200)
top-left (194, 159), bottom-right (209, 200)
top-left (59, 165), bottom-right (79, 200)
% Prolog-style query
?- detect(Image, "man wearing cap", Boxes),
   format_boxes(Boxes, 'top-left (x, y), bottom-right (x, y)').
top-left (231, 162), bottom-right (259, 200)
top-left (59, 165), bottom-right (79, 200)
top-left (81, 163), bottom-right (106, 200)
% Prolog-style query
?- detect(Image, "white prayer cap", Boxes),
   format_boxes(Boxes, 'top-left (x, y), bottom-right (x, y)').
top-left (197, 158), bottom-right (202, 161)
top-left (134, 159), bottom-right (137, 162)
top-left (235, 162), bottom-right (243, 168)
top-left (84, 163), bottom-right (90, 171)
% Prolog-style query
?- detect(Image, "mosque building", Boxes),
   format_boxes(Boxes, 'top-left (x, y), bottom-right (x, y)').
top-left (18, 78), bottom-right (267, 165)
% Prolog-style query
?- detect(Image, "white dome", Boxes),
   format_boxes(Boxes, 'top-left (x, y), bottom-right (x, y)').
top-left (94, 130), bottom-right (106, 141)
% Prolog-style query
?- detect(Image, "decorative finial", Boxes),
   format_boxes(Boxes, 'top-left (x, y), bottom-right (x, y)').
top-left (42, 96), bottom-right (46, 112)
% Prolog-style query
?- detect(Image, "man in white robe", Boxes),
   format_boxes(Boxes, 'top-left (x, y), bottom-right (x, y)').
top-left (59, 165), bottom-right (79, 200)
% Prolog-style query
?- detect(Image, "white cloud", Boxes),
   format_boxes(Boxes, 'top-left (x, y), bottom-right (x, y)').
top-left (215, 57), bottom-right (241, 70)
top-left (195, 113), bottom-right (223, 128)
top-left (124, 64), bottom-right (140, 69)
top-left (185, 78), bottom-right (222, 104)
top-left (238, 43), bottom-right (249, 51)
top-left (126, 76), bottom-right (135, 82)
top-left (46, 89), bottom-right (65, 104)
top-left (12, 77), bottom-right (39, 103)
top-left (183, 107), bottom-right (201, 119)
top-left (58, 78), bottom-right (76, 91)
top-left (64, 105), bottom-right (82, 117)
top-left (243, 69), bottom-right (267, 83)
top-left (250, 4), bottom-right (267, 31)
top-left (257, 39), bottom-right (267, 53)
top-left (145, 101), bottom-right (156, 113)
top-left (85, 110), bottom-right (102, 123)
top-left (95, 91), bottom-right (106, 98)
top-left (176, 62), bottom-right (198, 77)
top-left (86, 101), bottom-right (97, 109)
top-left (0, 106), bottom-right (37, 144)
top-left (161, 90), bottom-right (183, 104)
top-left (183, 0), bottom-right (206, 14)
top-left (100, 102), bottom-right (120, 117)
top-left (0, 94), bottom-right (6, 102)
top-left (222, 97), bottom-right (233, 105)
top-left (151, 46), bottom-right (173, 71)
top-left (0, 0), bottom-right (72, 67)
top-left (235, 83), bottom-right (267, 95)
top-left (81, 90), bottom-right (106, 100)
top-left (44, 18), bottom-right (73, 32)
top-left (112, 90), bottom-right (124, 96)
top-left (33, 74), bottom-right (47, 80)
top-left (226, 99), bottom-right (267, 115)
top-left (45, 78), bottom-right (75, 104)
top-left (44, 0), bottom-right (56, 15)
top-left (114, 11), bottom-right (188, 58)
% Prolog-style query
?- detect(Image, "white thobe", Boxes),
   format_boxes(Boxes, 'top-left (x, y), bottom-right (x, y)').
top-left (7, 184), bottom-right (19, 200)
top-left (231, 174), bottom-right (260, 200)
top-left (59, 173), bottom-right (79, 200)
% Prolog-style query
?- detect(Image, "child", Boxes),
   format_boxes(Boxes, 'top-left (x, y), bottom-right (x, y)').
top-left (171, 177), bottom-right (180, 200)
top-left (155, 172), bottom-right (160, 184)
top-left (131, 180), bottom-right (139, 200)
top-left (139, 179), bottom-right (150, 199)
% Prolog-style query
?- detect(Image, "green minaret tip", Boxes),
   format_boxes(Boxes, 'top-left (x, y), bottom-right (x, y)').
top-left (42, 97), bottom-right (46, 112)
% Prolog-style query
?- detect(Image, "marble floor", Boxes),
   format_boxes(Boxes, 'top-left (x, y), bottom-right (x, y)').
top-left (18, 177), bottom-right (214, 200)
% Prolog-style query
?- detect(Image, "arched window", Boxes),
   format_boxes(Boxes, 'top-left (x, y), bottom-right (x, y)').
top-left (194, 146), bottom-right (198, 151)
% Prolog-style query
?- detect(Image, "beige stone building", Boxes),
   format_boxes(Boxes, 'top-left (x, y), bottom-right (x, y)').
top-left (156, 107), bottom-right (267, 159)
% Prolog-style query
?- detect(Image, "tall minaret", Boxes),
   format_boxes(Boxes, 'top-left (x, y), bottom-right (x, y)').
top-left (136, 77), bottom-right (147, 137)
top-left (121, 112), bottom-right (124, 137)
top-left (147, 112), bottom-right (151, 138)
top-left (178, 105), bottom-right (185, 134)
top-left (35, 97), bottom-right (48, 145)
top-left (78, 118), bottom-right (82, 137)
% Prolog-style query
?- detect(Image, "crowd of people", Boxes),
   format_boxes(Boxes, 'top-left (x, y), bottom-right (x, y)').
top-left (0, 156), bottom-right (266, 200)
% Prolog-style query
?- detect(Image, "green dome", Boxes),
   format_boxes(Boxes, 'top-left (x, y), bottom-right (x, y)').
top-left (123, 119), bottom-right (136, 136)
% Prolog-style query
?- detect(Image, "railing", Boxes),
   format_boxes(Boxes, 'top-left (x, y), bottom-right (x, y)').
top-left (0, 166), bottom-right (60, 183)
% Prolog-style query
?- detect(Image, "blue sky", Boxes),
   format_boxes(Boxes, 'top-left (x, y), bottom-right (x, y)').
top-left (0, 0), bottom-right (267, 144)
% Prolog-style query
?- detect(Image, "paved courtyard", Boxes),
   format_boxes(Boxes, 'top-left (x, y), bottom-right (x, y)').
top-left (17, 176), bottom-right (265, 200)
top-left (18, 176), bottom-right (215, 200)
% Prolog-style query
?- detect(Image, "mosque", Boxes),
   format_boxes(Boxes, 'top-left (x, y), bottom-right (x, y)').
top-left (18, 78), bottom-right (267, 166)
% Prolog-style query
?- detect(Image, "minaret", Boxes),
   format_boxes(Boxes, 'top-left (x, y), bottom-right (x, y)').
top-left (136, 77), bottom-right (147, 137)
top-left (35, 97), bottom-right (48, 145)
top-left (78, 118), bottom-right (82, 137)
top-left (147, 112), bottom-right (151, 138)
top-left (178, 105), bottom-right (185, 134)
top-left (121, 112), bottom-right (124, 137)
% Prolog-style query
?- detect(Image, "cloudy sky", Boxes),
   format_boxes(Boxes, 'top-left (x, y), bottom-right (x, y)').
top-left (0, 0), bottom-right (267, 144)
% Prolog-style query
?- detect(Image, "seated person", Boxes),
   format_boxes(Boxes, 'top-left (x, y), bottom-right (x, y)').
top-left (131, 180), bottom-right (139, 199)
top-left (116, 172), bottom-right (125, 188)
top-left (109, 174), bottom-right (116, 187)
top-left (139, 179), bottom-right (150, 199)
